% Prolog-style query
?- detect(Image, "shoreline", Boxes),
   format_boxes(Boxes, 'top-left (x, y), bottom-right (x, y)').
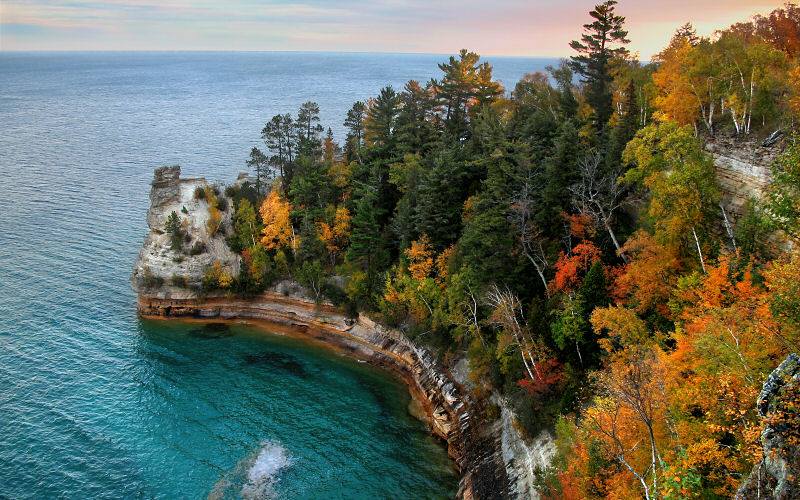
top-left (135, 290), bottom-right (512, 499)
top-left (140, 313), bottom-right (447, 435)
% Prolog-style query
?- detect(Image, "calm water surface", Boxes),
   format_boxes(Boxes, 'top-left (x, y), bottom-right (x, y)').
top-left (0, 52), bottom-right (556, 498)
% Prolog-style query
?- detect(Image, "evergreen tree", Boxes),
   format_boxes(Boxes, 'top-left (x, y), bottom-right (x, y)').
top-left (347, 186), bottom-right (389, 306)
top-left (549, 61), bottom-right (579, 119)
top-left (246, 146), bottom-right (270, 196)
top-left (539, 120), bottom-right (582, 235)
top-left (164, 211), bottom-right (183, 251)
top-left (295, 101), bottom-right (324, 157)
top-left (435, 49), bottom-right (503, 140)
top-left (365, 86), bottom-right (400, 149)
top-left (569, 1), bottom-right (630, 135)
top-left (261, 113), bottom-right (296, 192)
top-left (395, 80), bottom-right (439, 155)
top-left (415, 146), bottom-right (469, 249)
top-left (343, 101), bottom-right (366, 162)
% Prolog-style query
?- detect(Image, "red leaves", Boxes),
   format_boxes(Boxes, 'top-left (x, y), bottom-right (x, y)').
top-left (518, 358), bottom-right (563, 396)
top-left (552, 241), bottom-right (602, 293)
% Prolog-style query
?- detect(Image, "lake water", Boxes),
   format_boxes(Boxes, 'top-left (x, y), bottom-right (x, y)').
top-left (0, 52), bottom-right (556, 498)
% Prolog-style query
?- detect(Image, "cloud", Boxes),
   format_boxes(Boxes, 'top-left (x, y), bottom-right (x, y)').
top-left (0, 0), bottom-right (787, 56)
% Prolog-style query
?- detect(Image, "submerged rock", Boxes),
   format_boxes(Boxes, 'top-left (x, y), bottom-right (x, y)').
top-left (133, 167), bottom-right (530, 498)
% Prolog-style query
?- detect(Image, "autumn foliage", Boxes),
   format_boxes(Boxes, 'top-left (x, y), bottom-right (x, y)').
top-left (259, 190), bottom-right (293, 251)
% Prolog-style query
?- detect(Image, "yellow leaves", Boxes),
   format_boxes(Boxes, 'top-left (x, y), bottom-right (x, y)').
top-left (652, 36), bottom-right (701, 127)
top-left (203, 186), bottom-right (223, 236)
top-left (318, 206), bottom-right (351, 257)
top-left (591, 305), bottom-right (651, 355)
top-left (259, 190), bottom-right (293, 251)
top-left (203, 261), bottom-right (233, 290)
top-left (405, 235), bottom-right (434, 281)
top-left (207, 206), bottom-right (222, 236)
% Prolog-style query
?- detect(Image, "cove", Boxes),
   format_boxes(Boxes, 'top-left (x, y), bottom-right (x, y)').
top-left (136, 319), bottom-right (458, 498)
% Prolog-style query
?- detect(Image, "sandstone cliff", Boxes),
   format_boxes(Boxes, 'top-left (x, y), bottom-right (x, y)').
top-left (132, 167), bottom-right (536, 499)
top-left (706, 136), bottom-right (783, 218)
top-left (131, 165), bottom-right (240, 294)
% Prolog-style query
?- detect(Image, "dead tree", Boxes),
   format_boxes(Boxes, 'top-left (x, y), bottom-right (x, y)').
top-left (509, 168), bottom-right (551, 296)
top-left (570, 153), bottom-right (628, 261)
top-left (485, 284), bottom-right (541, 381)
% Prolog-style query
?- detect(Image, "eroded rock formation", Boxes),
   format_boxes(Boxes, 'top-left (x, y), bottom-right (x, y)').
top-left (132, 168), bottom-right (533, 498)
top-left (736, 353), bottom-right (800, 499)
top-left (132, 165), bottom-right (240, 292)
top-left (706, 136), bottom-right (783, 218)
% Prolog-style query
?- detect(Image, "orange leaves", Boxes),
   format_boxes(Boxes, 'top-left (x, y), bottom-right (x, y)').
top-left (613, 231), bottom-right (681, 316)
top-left (566, 212), bottom-right (594, 240)
top-left (259, 190), bottom-right (293, 251)
top-left (405, 235), bottom-right (434, 281)
top-left (318, 206), bottom-right (351, 260)
top-left (435, 245), bottom-right (455, 283)
top-left (552, 241), bottom-right (602, 293)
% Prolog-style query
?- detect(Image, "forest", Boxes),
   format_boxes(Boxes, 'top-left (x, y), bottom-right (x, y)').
top-left (186, 2), bottom-right (800, 497)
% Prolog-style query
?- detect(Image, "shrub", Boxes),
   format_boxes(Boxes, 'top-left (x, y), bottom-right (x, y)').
top-left (296, 260), bottom-right (325, 302)
top-left (216, 196), bottom-right (228, 212)
top-left (207, 206), bottom-right (222, 236)
top-left (170, 274), bottom-right (188, 287)
top-left (140, 266), bottom-right (164, 289)
top-left (202, 261), bottom-right (233, 290)
top-left (224, 185), bottom-right (238, 198)
top-left (181, 206), bottom-right (189, 214)
top-left (194, 186), bottom-right (205, 200)
top-left (188, 241), bottom-right (206, 255)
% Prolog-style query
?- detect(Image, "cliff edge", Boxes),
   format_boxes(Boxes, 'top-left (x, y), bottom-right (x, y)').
top-left (132, 167), bottom-right (544, 499)
top-left (736, 353), bottom-right (800, 500)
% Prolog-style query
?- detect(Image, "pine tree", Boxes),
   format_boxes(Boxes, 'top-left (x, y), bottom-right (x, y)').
top-left (539, 120), bottom-right (582, 235)
top-left (365, 87), bottom-right (400, 149)
top-left (261, 113), bottom-right (296, 192)
top-left (395, 80), bottom-right (439, 155)
top-left (569, 1), bottom-right (630, 135)
top-left (246, 146), bottom-right (270, 196)
top-left (164, 211), bottom-right (183, 251)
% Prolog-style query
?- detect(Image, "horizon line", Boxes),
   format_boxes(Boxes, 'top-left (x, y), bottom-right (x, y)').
top-left (0, 48), bottom-right (574, 59)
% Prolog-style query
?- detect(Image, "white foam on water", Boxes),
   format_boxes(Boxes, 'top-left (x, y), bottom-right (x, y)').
top-left (241, 441), bottom-right (292, 499)
top-left (208, 440), bottom-right (292, 500)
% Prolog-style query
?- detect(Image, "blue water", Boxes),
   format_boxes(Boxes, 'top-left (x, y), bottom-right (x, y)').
top-left (0, 52), bottom-right (556, 498)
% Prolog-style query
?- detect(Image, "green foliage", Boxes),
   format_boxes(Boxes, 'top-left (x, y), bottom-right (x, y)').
top-left (170, 273), bottom-right (188, 287)
top-left (296, 260), bottom-right (325, 302)
top-left (164, 211), bottom-right (184, 251)
top-left (229, 198), bottom-right (260, 253)
top-left (539, 121), bottom-right (582, 233)
top-left (766, 138), bottom-right (800, 240)
top-left (140, 266), bottom-right (164, 289)
top-left (569, 0), bottom-right (630, 133)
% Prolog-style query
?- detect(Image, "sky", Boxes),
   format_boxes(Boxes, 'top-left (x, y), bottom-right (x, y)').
top-left (0, 0), bottom-right (786, 58)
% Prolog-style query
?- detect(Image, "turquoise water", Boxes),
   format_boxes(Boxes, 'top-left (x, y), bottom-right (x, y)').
top-left (0, 52), bottom-right (555, 498)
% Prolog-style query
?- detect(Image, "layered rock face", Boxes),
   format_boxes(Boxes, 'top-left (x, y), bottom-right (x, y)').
top-left (736, 354), bottom-right (800, 500)
top-left (132, 167), bottom-right (549, 499)
top-left (135, 285), bottom-right (512, 499)
top-left (132, 165), bottom-right (240, 293)
top-left (706, 137), bottom-right (783, 218)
